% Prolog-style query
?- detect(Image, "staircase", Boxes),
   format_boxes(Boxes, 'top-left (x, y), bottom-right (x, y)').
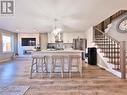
top-left (93, 10), bottom-right (127, 79)
top-left (95, 10), bottom-right (127, 32)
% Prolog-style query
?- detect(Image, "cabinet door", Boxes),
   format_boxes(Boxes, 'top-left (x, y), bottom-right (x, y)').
top-left (40, 33), bottom-right (48, 49)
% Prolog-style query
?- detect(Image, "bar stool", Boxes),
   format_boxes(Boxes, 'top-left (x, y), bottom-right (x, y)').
top-left (30, 53), bottom-right (48, 79)
top-left (50, 55), bottom-right (65, 78)
top-left (68, 55), bottom-right (82, 78)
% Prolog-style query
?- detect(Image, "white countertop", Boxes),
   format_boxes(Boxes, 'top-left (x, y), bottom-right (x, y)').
top-left (34, 49), bottom-right (84, 53)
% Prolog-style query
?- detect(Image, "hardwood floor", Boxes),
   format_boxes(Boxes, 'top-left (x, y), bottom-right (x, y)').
top-left (0, 58), bottom-right (127, 95)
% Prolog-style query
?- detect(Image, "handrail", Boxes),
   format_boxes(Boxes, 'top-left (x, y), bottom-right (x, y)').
top-left (95, 28), bottom-right (120, 43)
top-left (95, 10), bottom-right (127, 31)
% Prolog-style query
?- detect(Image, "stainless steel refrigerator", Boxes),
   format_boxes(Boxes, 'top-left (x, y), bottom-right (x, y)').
top-left (73, 38), bottom-right (87, 60)
top-left (73, 38), bottom-right (87, 50)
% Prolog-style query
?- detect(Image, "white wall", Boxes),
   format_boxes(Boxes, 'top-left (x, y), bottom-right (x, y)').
top-left (85, 27), bottom-right (94, 47)
top-left (18, 33), bottom-right (39, 56)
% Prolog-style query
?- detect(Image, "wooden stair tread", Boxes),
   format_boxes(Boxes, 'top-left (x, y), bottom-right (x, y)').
top-left (104, 56), bottom-right (127, 58)
top-left (107, 61), bottom-right (120, 64)
top-left (95, 38), bottom-right (109, 40)
top-left (96, 43), bottom-right (119, 45)
top-left (100, 51), bottom-right (120, 53)
top-left (97, 45), bottom-right (120, 48)
top-left (103, 55), bottom-right (120, 58)
top-left (96, 40), bottom-right (110, 42)
top-left (99, 47), bottom-right (120, 49)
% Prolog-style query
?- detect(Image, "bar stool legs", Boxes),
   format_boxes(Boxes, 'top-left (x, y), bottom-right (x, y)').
top-left (79, 59), bottom-right (83, 78)
top-left (61, 58), bottom-right (64, 78)
top-left (69, 55), bottom-right (83, 78)
top-left (69, 58), bottom-right (72, 78)
top-left (30, 56), bottom-right (48, 79)
top-left (30, 54), bottom-right (83, 79)
top-left (30, 57), bottom-right (38, 79)
top-left (50, 55), bottom-right (65, 78)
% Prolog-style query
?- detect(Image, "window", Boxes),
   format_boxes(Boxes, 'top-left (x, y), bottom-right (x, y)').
top-left (2, 35), bottom-right (12, 52)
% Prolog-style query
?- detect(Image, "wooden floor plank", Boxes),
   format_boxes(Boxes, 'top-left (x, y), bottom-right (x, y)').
top-left (0, 58), bottom-right (127, 95)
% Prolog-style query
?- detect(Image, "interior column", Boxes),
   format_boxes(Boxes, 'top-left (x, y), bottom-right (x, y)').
top-left (0, 32), bottom-right (3, 52)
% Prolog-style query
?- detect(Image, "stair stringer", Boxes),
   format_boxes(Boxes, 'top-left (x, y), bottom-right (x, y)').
top-left (96, 48), bottom-right (122, 78)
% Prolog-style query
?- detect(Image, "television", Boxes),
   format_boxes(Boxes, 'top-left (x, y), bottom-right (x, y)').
top-left (21, 38), bottom-right (36, 46)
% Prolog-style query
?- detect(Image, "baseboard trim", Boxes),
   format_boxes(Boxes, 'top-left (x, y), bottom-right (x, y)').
top-left (0, 58), bottom-right (12, 63)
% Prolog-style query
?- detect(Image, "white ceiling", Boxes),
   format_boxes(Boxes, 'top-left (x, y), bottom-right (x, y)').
top-left (0, 0), bottom-right (127, 33)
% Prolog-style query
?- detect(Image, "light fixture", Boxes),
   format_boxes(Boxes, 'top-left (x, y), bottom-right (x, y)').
top-left (52, 18), bottom-right (63, 35)
top-left (16, 29), bottom-right (19, 32)
top-left (33, 28), bottom-right (37, 32)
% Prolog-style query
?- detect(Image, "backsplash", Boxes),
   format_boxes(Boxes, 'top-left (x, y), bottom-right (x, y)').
top-left (47, 43), bottom-right (73, 49)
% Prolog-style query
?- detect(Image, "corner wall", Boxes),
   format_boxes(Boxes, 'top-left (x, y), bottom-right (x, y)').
top-left (0, 32), bottom-right (2, 52)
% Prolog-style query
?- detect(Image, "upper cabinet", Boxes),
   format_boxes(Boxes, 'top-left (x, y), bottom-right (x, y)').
top-left (63, 33), bottom-right (73, 43)
top-left (63, 32), bottom-right (86, 43)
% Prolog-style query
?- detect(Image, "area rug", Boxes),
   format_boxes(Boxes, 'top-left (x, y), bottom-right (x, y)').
top-left (0, 86), bottom-right (30, 95)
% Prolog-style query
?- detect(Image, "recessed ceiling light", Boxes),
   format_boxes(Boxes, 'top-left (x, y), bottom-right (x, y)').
top-left (33, 28), bottom-right (37, 32)
top-left (16, 29), bottom-right (19, 32)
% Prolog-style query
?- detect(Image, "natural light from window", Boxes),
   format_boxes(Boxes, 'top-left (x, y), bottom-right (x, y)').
top-left (2, 35), bottom-right (12, 52)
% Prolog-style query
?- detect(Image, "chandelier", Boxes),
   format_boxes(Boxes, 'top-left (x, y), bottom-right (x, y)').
top-left (52, 18), bottom-right (63, 35)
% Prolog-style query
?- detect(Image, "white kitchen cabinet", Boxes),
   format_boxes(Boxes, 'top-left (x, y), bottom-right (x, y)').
top-left (63, 32), bottom-right (86, 43)
top-left (63, 33), bottom-right (73, 43)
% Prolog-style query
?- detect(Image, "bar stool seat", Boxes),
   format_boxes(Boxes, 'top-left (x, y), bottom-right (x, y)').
top-left (68, 55), bottom-right (82, 78)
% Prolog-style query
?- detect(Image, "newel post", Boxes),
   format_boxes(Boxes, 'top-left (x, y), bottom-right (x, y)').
top-left (120, 41), bottom-right (126, 79)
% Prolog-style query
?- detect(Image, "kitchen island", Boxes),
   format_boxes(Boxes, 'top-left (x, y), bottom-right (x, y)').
top-left (33, 49), bottom-right (83, 56)
top-left (31, 49), bottom-right (84, 74)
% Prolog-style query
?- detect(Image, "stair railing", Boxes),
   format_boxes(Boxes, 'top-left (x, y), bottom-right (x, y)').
top-left (94, 28), bottom-right (126, 79)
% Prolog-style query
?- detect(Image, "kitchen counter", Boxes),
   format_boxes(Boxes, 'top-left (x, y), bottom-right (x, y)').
top-left (40, 49), bottom-right (83, 53)
top-left (32, 49), bottom-right (84, 56)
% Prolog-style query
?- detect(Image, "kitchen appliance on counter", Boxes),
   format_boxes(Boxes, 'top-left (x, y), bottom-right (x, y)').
top-left (47, 43), bottom-right (55, 50)
top-left (47, 41), bottom-right (64, 50)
